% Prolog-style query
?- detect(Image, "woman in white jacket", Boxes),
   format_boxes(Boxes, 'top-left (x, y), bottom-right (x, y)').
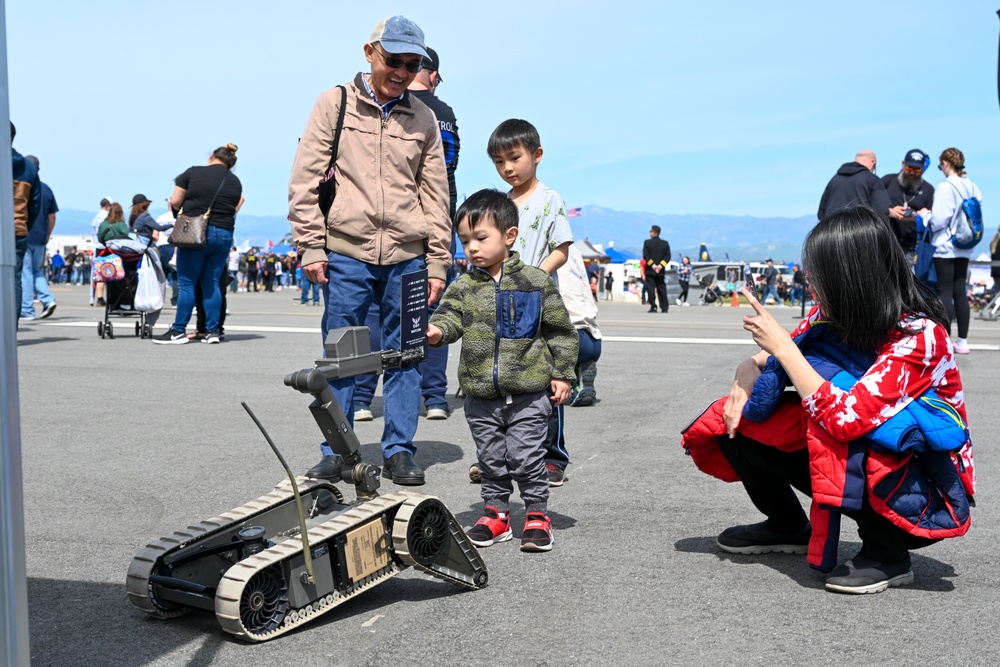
top-left (924, 148), bottom-right (981, 355)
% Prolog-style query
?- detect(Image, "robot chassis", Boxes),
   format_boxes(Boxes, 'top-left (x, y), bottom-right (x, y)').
top-left (126, 327), bottom-right (488, 642)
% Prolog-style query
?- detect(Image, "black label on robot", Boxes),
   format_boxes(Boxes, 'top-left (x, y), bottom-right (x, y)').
top-left (400, 270), bottom-right (428, 351)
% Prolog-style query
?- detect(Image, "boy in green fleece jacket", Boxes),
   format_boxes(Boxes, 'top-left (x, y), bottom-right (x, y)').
top-left (427, 189), bottom-right (578, 552)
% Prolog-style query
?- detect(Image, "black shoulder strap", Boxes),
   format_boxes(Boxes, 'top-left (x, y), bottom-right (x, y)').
top-left (205, 170), bottom-right (229, 215)
top-left (327, 85), bottom-right (347, 174)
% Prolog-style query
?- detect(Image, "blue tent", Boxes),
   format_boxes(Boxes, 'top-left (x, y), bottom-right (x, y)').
top-left (606, 247), bottom-right (639, 263)
top-left (271, 243), bottom-right (295, 254)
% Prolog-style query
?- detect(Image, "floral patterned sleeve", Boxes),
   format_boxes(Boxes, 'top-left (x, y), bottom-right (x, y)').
top-left (802, 318), bottom-right (957, 442)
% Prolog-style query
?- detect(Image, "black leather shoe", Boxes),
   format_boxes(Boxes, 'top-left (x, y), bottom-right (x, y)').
top-left (647, 307), bottom-right (657, 313)
top-left (381, 451), bottom-right (425, 486)
top-left (305, 455), bottom-right (343, 479)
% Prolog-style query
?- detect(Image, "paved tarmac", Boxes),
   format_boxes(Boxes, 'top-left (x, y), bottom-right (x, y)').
top-left (14, 285), bottom-right (1000, 666)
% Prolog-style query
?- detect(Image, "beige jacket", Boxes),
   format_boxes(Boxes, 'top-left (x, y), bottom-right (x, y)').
top-left (288, 73), bottom-right (451, 280)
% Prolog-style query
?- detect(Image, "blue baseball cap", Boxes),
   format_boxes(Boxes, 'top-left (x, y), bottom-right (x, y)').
top-left (369, 15), bottom-right (428, 58)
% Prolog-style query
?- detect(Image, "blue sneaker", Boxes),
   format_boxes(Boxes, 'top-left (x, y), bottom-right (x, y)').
top-left (353, 402), bottom-right (373, 421)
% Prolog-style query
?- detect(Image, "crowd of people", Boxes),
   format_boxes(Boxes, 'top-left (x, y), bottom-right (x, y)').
top-left (8, 16), bottom-right (984, 591)
top-left (815, 147), bottom-right (990, 354)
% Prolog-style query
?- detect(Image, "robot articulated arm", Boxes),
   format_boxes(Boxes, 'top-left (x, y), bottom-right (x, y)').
top-left (283, 327), bottom-right (426, 498)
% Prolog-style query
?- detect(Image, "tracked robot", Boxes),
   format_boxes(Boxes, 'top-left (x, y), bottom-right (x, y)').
top-left (127, 326), bottom-right (487, 642)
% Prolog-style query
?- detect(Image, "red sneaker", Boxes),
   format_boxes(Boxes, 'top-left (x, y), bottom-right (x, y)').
top-left (520, 513), bottom-right (553, 552)
top-left (466, 506), bottom-right (512, 547)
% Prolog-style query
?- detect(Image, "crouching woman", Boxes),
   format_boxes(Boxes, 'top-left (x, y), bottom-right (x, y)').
top-left (682, 207), bottom-right (975, 594)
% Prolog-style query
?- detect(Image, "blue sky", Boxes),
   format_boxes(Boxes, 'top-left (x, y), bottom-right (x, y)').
top-left (7, 0), bottom-right (1000, 218)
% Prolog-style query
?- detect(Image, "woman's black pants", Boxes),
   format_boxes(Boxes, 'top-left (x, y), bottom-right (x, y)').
top-left (933, 257), bottom-right (970, 339)
top-left (717, 434), bottom-right (937, 563)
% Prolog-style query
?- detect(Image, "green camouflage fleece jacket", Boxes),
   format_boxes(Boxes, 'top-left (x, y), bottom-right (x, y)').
top-left (430, 252), bottom-right (579, 399)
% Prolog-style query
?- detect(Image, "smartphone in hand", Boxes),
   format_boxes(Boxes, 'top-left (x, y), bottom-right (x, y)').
top-left (743, 264), bottom-right (760, 301)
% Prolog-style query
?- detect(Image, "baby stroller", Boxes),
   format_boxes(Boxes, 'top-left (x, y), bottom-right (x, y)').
top-left (96, 237), bottom-right (165, 339)
top-left (977, 288), bottom-right (1000, 321)
top-left (697, 275), bottom-right (724, 306)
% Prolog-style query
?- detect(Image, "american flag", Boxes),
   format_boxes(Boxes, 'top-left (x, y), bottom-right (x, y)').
top-left (567, 208), bottom-right (582, 218)
top-left (268, 240), bottom-right (274, 249)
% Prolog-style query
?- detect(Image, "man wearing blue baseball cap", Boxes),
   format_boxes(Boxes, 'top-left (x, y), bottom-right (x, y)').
top-left (882, 149), bottom-right (935, 266)
top-left (289, 16), bottom-right (450, 486)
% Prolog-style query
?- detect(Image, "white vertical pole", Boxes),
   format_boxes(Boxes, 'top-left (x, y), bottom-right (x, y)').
top-left (0, 0), bottom-right (32, 663)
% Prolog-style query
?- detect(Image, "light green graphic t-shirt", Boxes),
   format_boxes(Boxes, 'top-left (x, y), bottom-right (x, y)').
top-left (511, 182), bottom-right (574, 268)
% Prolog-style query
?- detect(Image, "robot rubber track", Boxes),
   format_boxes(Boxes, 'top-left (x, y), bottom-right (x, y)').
top-left (127, 477), bottom-right (488, 642)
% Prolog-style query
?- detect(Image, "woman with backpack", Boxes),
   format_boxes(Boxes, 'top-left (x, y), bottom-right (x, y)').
top-left (922, 148), bottom-right (982, 355)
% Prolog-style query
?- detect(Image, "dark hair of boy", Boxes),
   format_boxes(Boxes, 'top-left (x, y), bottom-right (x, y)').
top-left (487, 118), bottom-right (541, 157)
top-left (456, 189), bottom-right (519, 235)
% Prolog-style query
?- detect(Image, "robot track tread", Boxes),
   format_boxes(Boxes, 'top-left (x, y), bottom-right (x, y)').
top-left (128, 478), bottom-right (486, 642)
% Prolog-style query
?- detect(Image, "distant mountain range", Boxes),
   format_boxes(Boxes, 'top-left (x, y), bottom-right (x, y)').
top-left (573, 206), bottom-right (815, 263)
top-left (54, 204), bottom-right (816, 262)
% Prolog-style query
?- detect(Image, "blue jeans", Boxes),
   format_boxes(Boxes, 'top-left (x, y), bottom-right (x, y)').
top-left (577, 328), bottom-right (602, 365)
top-left (419, 300), bottom-right (449, 407)
top-left (354, 301), bottom-right (449, 408)
top-left (14, 236), bottom-right (27, 322)
top-left (543, 329), bottom-right (602, 470)
top-left (158, 245), bottom-right (178, 305)
top-left (172, 226), bottom-right (234, 333)
top-left (300, 278), bottom-right (320, 303)
top-left (21, 243), bottom-right (55, 316)
top-left (320, 252), bottom-right (425, 459)
top-left (761, 283), bottom-right (781, 304)
top-left (354, 306), bottom-right (384, 405)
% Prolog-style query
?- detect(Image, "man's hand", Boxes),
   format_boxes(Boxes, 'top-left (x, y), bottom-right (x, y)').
top-left (550, 379), bottom-right (572, 406)
top-left (304, 261), bottom-right (328, 284)
top-left (428, 278), bottom-right (445, 305)
top-left (889, 205), bottom-right (907, 220)
top-left (427, 324), bottom-right (443, 346)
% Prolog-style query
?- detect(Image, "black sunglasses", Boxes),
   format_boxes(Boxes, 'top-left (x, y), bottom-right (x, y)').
top-left (372, 47), bottom-right (423, 73)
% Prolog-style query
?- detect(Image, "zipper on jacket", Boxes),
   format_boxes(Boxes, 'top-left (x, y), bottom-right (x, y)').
top-left (918, 395), bottom-right (966, 431)
top-left (376, 115), bottom-right (385, 263)
top-left (493, 265), bottom-right (504, 398)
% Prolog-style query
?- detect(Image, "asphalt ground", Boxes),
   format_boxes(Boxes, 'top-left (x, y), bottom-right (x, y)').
top-left (15, 284), bottom-right (1000, 667)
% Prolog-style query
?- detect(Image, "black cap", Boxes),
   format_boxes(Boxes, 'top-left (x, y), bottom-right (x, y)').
top-left (903, 149), bottom-right (929, 169)
top-left (423, 46), bottom-right (441, 81)
top-left (132, 194), bottom-right (152, 206)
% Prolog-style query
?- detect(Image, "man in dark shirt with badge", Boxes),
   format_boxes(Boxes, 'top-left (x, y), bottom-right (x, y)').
top-left (409, 47), bottom-right (459, 219)
top-left (882, 148), bottom-right (935, 266)
top-left (408, 46), bottom-right (460, 419)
